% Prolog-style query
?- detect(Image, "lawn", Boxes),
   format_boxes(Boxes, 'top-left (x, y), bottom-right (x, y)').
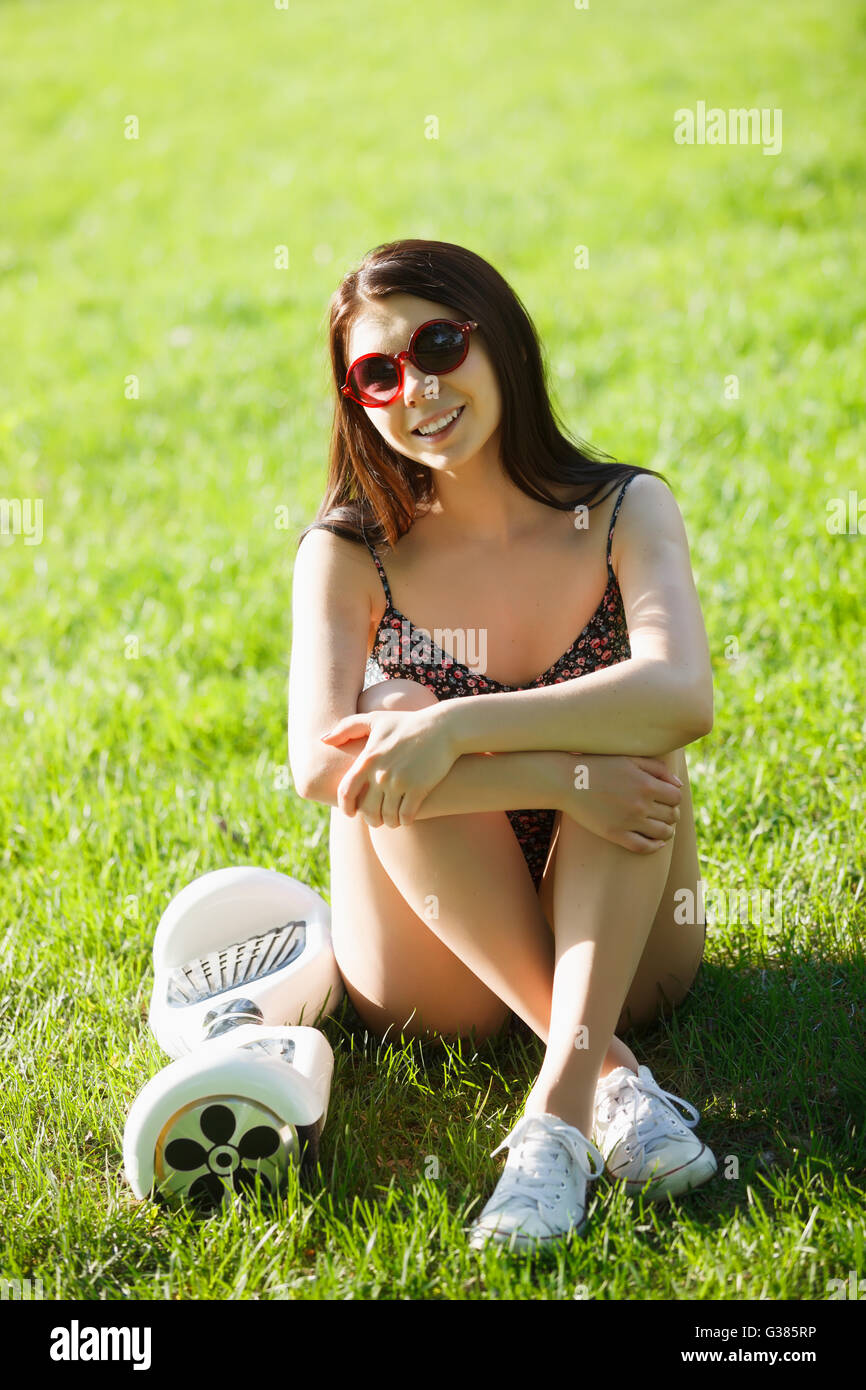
top-left (1, 0), bottom-right (864, 1305)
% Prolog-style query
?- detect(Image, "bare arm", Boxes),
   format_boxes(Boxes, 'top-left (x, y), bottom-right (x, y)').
top-left (287, 529), bottom-right (568, 810)
top-left (304, 730), bottom-right (683, 855)
top-left (287, 500), bottom-right (700, 839)
top-left (306, 740), bottom-right (568, 817)
top-left (431, 477), bottom-right (714, 759)
top-left (288, 524), bottom-right (683, 851)
top-left (288, 528), bottom-right (376, 800)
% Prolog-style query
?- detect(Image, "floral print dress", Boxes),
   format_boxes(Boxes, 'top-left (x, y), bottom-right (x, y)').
top-left (360, 476), bottom-right (635, 888)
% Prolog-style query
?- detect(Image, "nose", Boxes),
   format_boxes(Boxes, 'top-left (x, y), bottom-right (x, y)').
top-left (401, 354), bottom-right (430, 406)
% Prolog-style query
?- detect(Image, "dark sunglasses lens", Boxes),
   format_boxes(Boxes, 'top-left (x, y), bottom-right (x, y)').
top-left (350, 356), bottom-right (399, 402)
top-left (414, 322), bottom-right (466, 373)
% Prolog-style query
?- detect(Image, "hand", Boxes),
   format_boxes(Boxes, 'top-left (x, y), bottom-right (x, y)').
top-left (558, 753), bottom-right (683, 853)
top-left (320, 705), bottom-right (458, 828)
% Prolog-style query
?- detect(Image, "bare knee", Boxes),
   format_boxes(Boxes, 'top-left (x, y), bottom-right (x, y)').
top-left (357, 678), bottom-right (440, 714)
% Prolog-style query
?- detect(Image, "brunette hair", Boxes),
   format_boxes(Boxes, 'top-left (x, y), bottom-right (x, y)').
top-left (297, 238), bottom-right (667, 551)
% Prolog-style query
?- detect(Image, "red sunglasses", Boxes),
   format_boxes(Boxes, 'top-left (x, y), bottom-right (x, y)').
top-left (341, 318), bottom-right (478, 407)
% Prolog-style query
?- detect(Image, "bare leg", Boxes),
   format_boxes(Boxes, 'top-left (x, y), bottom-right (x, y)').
top-left (329, 680), bottom-right (555, 1045)
top-left (523, 798), bottom-right (681, 1138)
top-left (328, 681), bottom-right (705, 1101)
top-left (538, 746), bottom-right (705, 1059)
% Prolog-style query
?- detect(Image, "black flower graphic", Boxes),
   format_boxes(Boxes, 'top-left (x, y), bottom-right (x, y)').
top-left (163, 1103), bottom-right (282, 1208)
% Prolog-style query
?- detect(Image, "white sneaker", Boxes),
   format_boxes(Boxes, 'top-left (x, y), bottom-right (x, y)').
top-left (467, 1112), bottom-right (605, 1253)
top-left (593, 1065), bottom-right (717, 1201)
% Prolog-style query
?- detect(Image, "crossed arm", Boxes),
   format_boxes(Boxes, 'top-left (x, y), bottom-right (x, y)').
top-left (288, 478), bottom-right (713, 820)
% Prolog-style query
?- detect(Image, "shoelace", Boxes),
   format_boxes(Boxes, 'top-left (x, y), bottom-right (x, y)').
top-left (595, 1070), bottom-right (699, 1163)
top-left (486, 1113), bottom-right (604, 1215)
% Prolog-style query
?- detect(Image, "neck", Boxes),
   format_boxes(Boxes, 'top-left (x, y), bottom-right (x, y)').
top-left (420, 436), bottom-right (553, 546)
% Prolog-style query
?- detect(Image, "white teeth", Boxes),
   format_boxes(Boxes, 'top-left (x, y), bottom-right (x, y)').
top-left (417, 407), bottom-right (460, 436)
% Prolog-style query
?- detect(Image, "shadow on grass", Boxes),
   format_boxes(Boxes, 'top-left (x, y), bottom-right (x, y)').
top-left (84, 946), bottom-right (861, 1279)
top-left (312, 948), bottom-right (865, 1221)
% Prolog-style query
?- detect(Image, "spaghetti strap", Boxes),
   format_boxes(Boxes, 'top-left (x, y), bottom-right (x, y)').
top-left (363, 538), bottom-right (393, 608)
top-left (606, 475), bottom-right (635, 579)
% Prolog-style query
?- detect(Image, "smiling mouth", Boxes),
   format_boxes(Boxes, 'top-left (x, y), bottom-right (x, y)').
top-left (412, 404), bottom-right (465, 437)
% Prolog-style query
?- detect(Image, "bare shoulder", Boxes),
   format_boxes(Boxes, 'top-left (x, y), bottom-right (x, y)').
top-left (293, 526), bottom-right (375, 597)
top-left (612, 474), bottom-right (692, 565)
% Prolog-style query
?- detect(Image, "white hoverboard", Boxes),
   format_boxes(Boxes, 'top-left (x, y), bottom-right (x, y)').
top-left (123, 866), bottom-right (343, 1211)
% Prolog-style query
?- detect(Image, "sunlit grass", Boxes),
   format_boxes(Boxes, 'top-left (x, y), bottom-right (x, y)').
top-left (1, 0), bottom-right (864, 1300)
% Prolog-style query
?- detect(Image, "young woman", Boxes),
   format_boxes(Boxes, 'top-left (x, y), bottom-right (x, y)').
top-left (288, 239), bottom-right (716, 1253)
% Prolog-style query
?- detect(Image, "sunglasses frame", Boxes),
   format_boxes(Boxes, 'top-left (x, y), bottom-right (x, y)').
top-left (341, 318), bottom-right (479, 407)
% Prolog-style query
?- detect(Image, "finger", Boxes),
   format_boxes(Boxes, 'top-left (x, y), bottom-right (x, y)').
top-left (370, 768), bottom-right (401, 828)
top-left (644, 817), bottom-right (676, 841)
top-left (379, 787), bottom-right (406, 829)
top-left (359, 786), bottom-right (386, 828)
top-left (646, 778), bottom-right (682, 807)
top-left (321, 716), bottom-right (370, 744)
top-left (337, 764), bottom-right (370, 816)
top-left (398, 797), bottom-right (419, 827)
top-left (622, 832), bottom-right (667, 854)
top-left (650, 801), bottom-right (681, 825)
top-left (369, 767), bottom-right (403, 828)
top-left (635, 757), bottom-right (683, 788)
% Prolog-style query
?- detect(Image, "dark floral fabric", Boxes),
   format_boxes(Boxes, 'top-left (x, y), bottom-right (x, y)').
top-left (361, 477), bottom-right (635, 888)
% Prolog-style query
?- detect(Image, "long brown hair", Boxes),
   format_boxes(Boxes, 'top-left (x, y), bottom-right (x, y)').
top-left (298, 238), bottom-right (667, 551)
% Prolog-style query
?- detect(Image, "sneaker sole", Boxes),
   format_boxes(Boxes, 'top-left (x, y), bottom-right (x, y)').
top-left (468, 1217), bottom-right (589, 1254)
top-left (612, 1145), bottom-right (717, 1201)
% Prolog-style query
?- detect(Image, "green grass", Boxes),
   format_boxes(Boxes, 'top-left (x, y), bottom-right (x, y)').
top-left (1, 0), bottom-right (864, 1301)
